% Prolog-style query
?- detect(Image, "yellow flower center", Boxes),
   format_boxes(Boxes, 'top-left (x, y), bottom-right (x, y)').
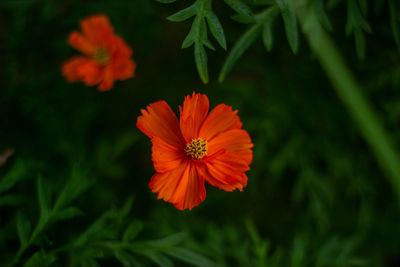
top-left (185, 138), bottom-right (208, 160)
top-left (93, 49), bottom-right (110, 66)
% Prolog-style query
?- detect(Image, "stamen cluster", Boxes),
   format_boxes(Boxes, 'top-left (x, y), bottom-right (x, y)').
top-left (185, 138), bottom-right (208, 160)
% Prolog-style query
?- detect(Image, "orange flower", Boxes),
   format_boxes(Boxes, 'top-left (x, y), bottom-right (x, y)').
top-left (137, 93), bottom-right (253, 210)
top-left (62, 15), bottom-right (136, 91)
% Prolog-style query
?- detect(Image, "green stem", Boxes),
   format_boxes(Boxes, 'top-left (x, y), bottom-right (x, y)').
top-left (10, 212), bottom-right (53, 266)
top-left (292, 1), bottom-right (400, 199)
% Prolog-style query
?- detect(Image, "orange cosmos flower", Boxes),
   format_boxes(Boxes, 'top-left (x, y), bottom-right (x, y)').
top-left (62, 15), bottom-right (136, 91)
top-left (137, 93), bottom-right (253, 210)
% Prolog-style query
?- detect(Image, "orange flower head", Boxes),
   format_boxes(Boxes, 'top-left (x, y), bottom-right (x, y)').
top-left (62, 14), bottom-right (136, 91)
top-left (137, 93), bottom-right (254, 210)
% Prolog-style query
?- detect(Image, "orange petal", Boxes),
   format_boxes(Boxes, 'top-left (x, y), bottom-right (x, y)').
top-left (98, 66), bottom-right (114, 91)
top-left (75, 60), bottom-right (103, 86)
top-left (196, 163), bottom-right (245, 192)
top-left (62, 56), bottom-right (92, 82)
top-left (68, 31), bottom-right (96, 55)
top-left (179, 93), bottom-right (209, 142)
top-left (149, 161), bottom-right (206, 210)
top-left (151, 137), bottom-right (185, 173)
top-left (207, 129), bottom-right (253, 164)
top-left (110, 36), bottom-right (133, 57)
top-left (111, 57), bottom-right (136, 80)
top-left (199, 104), bottom-right (242, 141)
top-left (199, 129), bottom-right (253, 191)
top-left (80, 14), bottom-right (114, 46)
top-left (137, 101), bottom-right (185, 148)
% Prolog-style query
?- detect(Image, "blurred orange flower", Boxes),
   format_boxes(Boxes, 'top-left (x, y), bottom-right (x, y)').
top-left (137, 93), bottom-right (253, 210)
top-left (62, 15), bottom-right (135, 91)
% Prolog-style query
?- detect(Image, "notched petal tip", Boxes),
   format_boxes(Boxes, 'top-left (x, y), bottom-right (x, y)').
top-left (136, 100), bottom-right (185, 148)
top-left (199, 104), bottom-right (243, 141)
top-left (180, 92), bottom-right (210, 141)
top-left (149, 162), bottom-right (206, 211)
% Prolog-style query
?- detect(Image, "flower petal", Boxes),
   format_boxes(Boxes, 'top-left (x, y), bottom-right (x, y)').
top-left (149, 161), bottom-right (206, 210)
top-left (137, 101), bottom-right (185, 148)
top-left (207, 129), bottom-right (253, 164)
top-left (76, 60), bottom-right (104, 86)
top-left (151, 137), bottom-right (185, 173)
top-left (179, 93), bottom-right (209, 142)
top-left (111, 57), bottom-right (136, 80)
top-left (98, 66), bottom-right (114, 91)
top-left (200, 129), bottom-right (253, 191)
top-left (62, 56), bottom-right (92, 82)
top-left (62, 57), bottom-right (103, 86)
top-left (68, 31), bottom-right (96, 55)
top-left (196, 163), bottom-right (245, 192)
top-left (80, 14), bottom-right (114, 47)
top-left (199, 104), bottom-right (242, 141)
top-left (110, 36), bottom-right (133, 57)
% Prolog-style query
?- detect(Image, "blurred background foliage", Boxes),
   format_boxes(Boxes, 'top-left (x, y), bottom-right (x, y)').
top-left (1, 0), bottom-right (400, 266)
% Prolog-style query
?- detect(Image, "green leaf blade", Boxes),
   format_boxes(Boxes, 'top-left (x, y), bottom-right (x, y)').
top-left (224, 0), bottom-right (253, 17)
top-left (17, 212), bottom-right (31, 247)
top-left (167, 3), bottom-right (198, 22)
top-left (389, 0), bottom-right (400, 53)
top-left (37, 176), bottom-right (51, 220)
top-left (276, 0), bottom-right (299, 54)
top-left (205, 8), bottom-right (227, 50)
top-left (166, 247), bottom-right (217, 267)
top-left (194, 42), bottom-right (209, 83)
top-left (219, 24), bottom-right (262, 82)
top-left (155, 0), bottom-right (176, 3)
top-left (262, 21), bottom-right (274, 51)
top-left (123, 221), bottom-right (144, 242)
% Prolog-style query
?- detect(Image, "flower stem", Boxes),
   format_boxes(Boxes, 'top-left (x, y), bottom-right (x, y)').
top-left (292, 1), bottom-right (400, 199)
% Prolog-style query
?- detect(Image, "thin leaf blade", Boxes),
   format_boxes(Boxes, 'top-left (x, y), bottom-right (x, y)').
top-left (219, 24), bottom-right (262, 82)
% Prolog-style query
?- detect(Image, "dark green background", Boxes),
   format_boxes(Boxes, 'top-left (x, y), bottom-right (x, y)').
top-left (1, 0), bottom-right (400, 266)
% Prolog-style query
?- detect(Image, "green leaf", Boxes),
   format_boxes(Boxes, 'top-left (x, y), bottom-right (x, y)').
top-left (17, 212), bottom-right (31, 246)
top-left (81, 259), bottom-right (101, 267)
top-left (166, 247), bottom-right (216, 267)
top-left (275, 0), bottom-right (299, 54)
top-left (155, 0), bottom-right (176, 3)
top-left (219, 24), bottom-right (262, 82)
top-left (224, 0), bottom-right (253, 17)
top-left (116, 197), bottom-right (134, 221)
top-left (142, 252), bottom-right (173, 267)
top-left (112, 132), bottom-right (140, 159)
top-left (53, 207), bottom-right (83, 222)
top-left (123, 221), bottom-right (144, 242)
top-left (354, 28), bottom-right (366, 60)
top-left (205, 5), bottom-right (227, 49)
top-left (182, 16), bottom-right (200, 48)
top-left (346, 0), bottom-right (371, 35)
top-left (24, 249), bottom-right (56, 267)
top-left (314, 0), bottom-right (333, 31)
top-left (0, 159), bottom-right (28, 194)
top-left (389, 0), bottom-right (400, 53)
top-left (146, 232), bottom-right (187, 248)
top-left (0, 194), bottom-right (24, 207)
top-left (74, 210), bottom-right (115, 246)
top-left (167, 3), bottom-right (198, 22)
top-left (262, 21), bottom-right (274, 51)
top-left (37, 176), bottom-right (51, 220)
top-left (358, 0), bottom-right (367, 15)
top-left (194, 42), bottom-right (209, 83)
top-left (203, 39), bottom-right (216, 50)
top-left (114, 250), bottom-right (141, 267)
top-left (231, 14), bottom-right (256, 24)
top-left (54, 167), bottom-right (91, 211)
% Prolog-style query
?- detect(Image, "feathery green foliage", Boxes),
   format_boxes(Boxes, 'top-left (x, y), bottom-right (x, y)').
top-left (2, 0), bottom-right (400, 266)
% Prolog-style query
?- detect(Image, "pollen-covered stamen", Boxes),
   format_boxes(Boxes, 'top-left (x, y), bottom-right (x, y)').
top-left (93, 48), bottom-right (110, 66)
top-left (185, 138), bottom-right (208, 160)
